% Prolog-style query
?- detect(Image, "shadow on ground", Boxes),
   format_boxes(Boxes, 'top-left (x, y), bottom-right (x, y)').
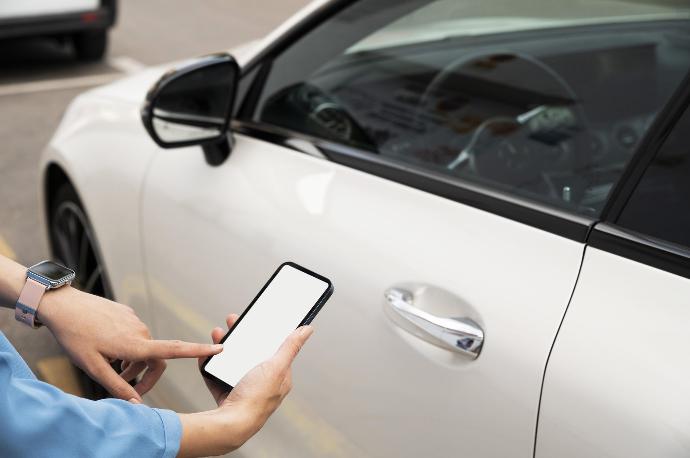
top-left (0, 37), bottom-right (111, 84)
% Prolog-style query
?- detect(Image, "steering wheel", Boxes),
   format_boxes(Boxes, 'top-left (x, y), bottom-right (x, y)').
top-left (290, 83), bottom-right (377, 149)
top-left (415, 51), bottom-right (592, 189)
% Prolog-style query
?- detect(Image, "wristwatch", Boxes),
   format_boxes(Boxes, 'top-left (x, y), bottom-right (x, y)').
top-left (15, 261), bottom-right (76, 328)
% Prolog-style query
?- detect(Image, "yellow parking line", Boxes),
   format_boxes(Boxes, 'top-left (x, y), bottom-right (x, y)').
top-left (0, 235), bottom-right (16, 260)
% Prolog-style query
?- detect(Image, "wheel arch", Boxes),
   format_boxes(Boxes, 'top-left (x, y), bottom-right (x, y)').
top-left (44, 162), bottom-right (73, 223)
top-left (43, 160), bottom-right (115, 286)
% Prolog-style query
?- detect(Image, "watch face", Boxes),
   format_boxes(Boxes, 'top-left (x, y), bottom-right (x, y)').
top-left (30, 261), bottom-right (75, 284)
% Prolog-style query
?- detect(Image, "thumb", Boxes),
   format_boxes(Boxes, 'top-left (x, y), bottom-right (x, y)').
top-left (273, 326), bottom-right (314, 367)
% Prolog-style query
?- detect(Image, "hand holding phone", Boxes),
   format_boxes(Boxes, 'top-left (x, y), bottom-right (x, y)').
top-left (183, 314), bottom-right (315, 457)
top-left (180, 262), bottom-right (334, 457)
top-left (202, 262), bottom-right (333, 390)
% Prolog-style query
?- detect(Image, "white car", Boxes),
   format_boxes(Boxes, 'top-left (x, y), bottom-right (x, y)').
top-left (40, 0), bottom-right (690, 456)
top-left (0, 0), bottom-right (116, 61)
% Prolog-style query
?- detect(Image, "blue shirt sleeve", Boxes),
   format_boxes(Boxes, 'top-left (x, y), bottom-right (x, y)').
top-left (0, 332), bottom-right (181, 458)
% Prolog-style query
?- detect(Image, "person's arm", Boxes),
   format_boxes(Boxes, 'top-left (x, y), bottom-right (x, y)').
top-left (1, 254), bottom-right (315, 456)
top-left (0, 255), bottom-right (27, 309)
top-left (0, 255), bottom-right (223, 401)
top-left (178, 314), bottom-right (314, 457)
top-left (0, 331), bottom-right (182, 458)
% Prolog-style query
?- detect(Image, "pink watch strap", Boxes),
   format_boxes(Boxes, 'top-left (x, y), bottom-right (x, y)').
top-left (15, 278), bottom-right (48, 328)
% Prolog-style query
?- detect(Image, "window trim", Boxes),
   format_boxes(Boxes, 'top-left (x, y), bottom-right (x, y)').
top-left (232, 119), bottom-right (594, 241)
top-left (240, 0), bottom-right (357, 78)
top-left (588, 73), bottom-right (690, 278)
top-left (600, 72), bottom-right (690, 223)
top-left (589, 223), bottom-right (690, 280)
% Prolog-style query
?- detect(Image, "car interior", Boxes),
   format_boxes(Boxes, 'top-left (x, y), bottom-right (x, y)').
top-left (260, 19), bottom-right (690, 216)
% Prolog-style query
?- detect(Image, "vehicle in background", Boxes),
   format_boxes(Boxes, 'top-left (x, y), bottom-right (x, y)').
top-left (39, 0), bottom-right (690, 456)
top-left (0, 0), bottom-right (117, 61)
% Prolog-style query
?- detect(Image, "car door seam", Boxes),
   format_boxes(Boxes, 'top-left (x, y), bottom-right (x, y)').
top-left (532, 243), bottom-right (588, 458)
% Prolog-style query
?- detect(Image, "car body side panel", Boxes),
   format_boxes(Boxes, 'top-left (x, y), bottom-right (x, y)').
top-left (140, 133), bottom-right (584, 457)
top-left (536, 247), bottom-right (690, 457)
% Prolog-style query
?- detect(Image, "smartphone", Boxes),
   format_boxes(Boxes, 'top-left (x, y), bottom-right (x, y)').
top-left (201, 262), bottom-right (334, 390)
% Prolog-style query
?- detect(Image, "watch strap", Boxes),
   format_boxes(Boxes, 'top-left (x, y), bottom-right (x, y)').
top-left (15, 278), bottom-right (48, 328)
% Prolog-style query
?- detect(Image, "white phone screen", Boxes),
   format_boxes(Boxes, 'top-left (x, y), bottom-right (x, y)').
top-left (205, 264), bottom-right (330, 387)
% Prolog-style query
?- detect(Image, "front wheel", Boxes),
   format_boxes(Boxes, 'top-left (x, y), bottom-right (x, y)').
top-left (73, 29), bottom-right (108, 62)
top-left (50, 184), bottom-right (111, 299)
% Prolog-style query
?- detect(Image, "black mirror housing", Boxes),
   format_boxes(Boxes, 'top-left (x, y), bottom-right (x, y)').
top-left (141, 53), bottom-right (239, 163)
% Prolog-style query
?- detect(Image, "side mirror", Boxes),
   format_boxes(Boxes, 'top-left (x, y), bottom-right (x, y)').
top-left (141, 53), bottom-right (239, 165)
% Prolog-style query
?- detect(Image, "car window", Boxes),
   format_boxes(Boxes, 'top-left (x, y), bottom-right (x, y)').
top-left (616, 103), bottom-right (690, 249)
top-left (250, 0), bottom-right (690, 217)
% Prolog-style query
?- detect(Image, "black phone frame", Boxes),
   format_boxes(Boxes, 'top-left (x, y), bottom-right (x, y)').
top-left (200, 261), bottom-right (334, 391)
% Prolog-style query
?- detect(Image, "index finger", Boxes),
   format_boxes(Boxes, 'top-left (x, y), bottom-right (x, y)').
top-left (138, 340), bottom-right (224, 360)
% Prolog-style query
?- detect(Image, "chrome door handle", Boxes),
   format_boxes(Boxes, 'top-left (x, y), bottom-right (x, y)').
top-left (384, 288), bottom-right (484, 359)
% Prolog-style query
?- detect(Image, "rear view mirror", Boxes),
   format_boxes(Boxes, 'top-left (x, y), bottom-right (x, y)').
top-left (141, 53), bottom-right (239, 164)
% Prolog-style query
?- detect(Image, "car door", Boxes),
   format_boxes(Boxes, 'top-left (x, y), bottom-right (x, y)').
top-left (536, 82), bottom-right (690, 457)
top-left (140, 1), bottom-right (690, 456)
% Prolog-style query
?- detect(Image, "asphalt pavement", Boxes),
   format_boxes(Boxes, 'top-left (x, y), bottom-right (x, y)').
top-left (0, 0), bottom-right (308, 380)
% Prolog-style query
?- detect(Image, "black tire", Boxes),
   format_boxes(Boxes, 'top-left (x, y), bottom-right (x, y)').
top-left (73, 29), bottom-right (108, 62)
top-left (50, 184), bottom-right (112, 298)
top-left (49, 183), bottom-right (125, 399)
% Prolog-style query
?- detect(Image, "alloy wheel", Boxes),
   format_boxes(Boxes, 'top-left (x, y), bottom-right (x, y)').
top-left (51, 200), bottom-right (112, 299)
